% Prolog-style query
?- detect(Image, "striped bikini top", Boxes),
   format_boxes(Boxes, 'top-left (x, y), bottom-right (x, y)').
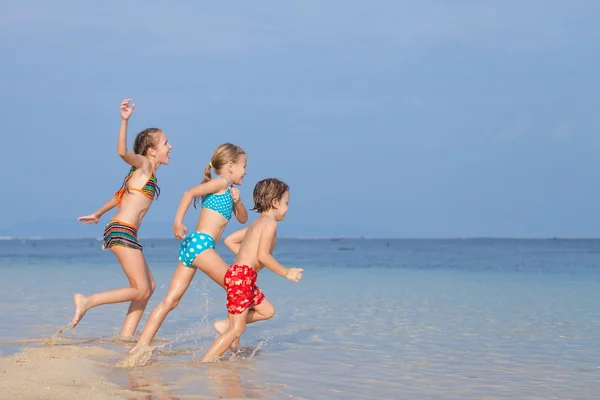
top-left (114, 167), bottom-right (160, 207)
top-left (201, 178), bottom-right (234, 220)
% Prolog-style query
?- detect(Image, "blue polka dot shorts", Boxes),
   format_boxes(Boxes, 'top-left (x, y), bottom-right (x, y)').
top-left (178, 231), bottom-right (216, 267)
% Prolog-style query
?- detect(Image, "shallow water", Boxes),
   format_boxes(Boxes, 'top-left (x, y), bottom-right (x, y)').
top-left (1, 239), bottom-right (599, 399)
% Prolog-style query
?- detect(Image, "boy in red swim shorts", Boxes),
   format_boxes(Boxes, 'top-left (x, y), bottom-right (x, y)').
top-left (201, 178), bottom-right (303, 362)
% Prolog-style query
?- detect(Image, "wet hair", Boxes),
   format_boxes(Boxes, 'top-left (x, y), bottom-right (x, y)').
top-left (251, 178), bottom-right (289, 213)
top-left (133, 128), bottom-right (162, 156)
top-left (193, 143), bottom-right (246, 208)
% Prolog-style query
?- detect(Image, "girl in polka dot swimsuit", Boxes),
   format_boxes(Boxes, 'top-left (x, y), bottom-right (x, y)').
top-left (128, 143), bottom-right (265, 363)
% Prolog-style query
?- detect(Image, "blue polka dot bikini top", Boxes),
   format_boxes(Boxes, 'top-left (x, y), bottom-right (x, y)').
top-left (202, 177), bottom-right (234, 220)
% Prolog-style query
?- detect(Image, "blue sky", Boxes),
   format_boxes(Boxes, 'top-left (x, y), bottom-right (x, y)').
top-left (1, 1), bottom-right (599, 238)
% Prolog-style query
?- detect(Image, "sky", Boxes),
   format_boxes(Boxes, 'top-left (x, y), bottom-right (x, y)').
top-left (1, 1), bottom-right (599, 238)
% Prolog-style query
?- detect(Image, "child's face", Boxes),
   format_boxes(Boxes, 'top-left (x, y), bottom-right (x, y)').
top-left (152, 131), bottom-right (172, 165)
top-left (229, 154), bottom-right (247, 185)
top-left (273, 191), bottom-right (290, 221)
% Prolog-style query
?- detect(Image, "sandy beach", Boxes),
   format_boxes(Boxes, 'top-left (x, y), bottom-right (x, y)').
top-left (0, 344), bottom-right (142, 400)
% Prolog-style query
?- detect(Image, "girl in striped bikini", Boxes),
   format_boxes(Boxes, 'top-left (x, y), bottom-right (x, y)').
top-left (71, 98), bottom-right (172, 338)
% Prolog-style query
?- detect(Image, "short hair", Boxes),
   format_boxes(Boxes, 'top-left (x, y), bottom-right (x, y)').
top-left (251, 178), bottom-right (289, 213)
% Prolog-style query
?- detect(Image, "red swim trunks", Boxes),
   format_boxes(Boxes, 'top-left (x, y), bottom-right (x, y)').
top-left (225, 264), bottom-right (265, 314)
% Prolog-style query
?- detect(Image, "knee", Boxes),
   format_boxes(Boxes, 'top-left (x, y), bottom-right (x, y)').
top-left (162, 296), bottom-right (180, 311)
top-left (263, 303), bottom-right (276, 320)
top-left (136, 286), bottom-right (153, 301)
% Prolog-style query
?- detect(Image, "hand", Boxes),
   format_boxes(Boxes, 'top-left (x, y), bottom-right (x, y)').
top-left (285, 268), bottom-right (304, 283)
top-left (120, 98), bottom-right (135, 120)
top-left (230, 187), bottom-right (241, 203)
top-left (173, 221), bottom-right (188, 240)
top-left (77, 214), bottom-right (100, 224)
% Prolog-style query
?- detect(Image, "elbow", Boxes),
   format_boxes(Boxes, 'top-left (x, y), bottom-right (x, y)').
top-left (224, 236), bottom-right (233, 249)
top-left (237, 215), bottom-right (248, 224)
top-left (117, 148), bottom-right (127, 158)
top-left (257, 252), bottom-right (270, 265)
top-left (182, 190), bottom-right (194, 202)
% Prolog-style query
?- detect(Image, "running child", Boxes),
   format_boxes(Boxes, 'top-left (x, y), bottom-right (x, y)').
top-left (71, 98), bottom-right (172, 338)
top-left (201, 178), bottom-right (303, 362)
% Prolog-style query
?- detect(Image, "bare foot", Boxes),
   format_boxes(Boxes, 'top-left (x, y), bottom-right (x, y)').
top-left (118, 344), bottom-right (154, 367)
top-left (71, 294), bottom-right (88, 329)
top-left (213, 320), bottom-right (239, 349)
top-left (127, 343), bottom-right (142, 355)
top-left (213, 320), bottom-right (228, 335)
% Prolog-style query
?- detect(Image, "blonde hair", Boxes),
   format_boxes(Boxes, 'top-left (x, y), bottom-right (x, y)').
top-left (193, 143), bottom-right (246, 208)
top-left (202, 143), bottom-right (246, 183)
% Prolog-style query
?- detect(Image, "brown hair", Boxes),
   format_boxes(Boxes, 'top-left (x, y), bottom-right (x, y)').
top-left (120, 128), bottom-right (162, 199)
top-left (252, 178), bottom-right (289, 213)
top-left (193, 143), bottom-right (246, 208)
top-left (133, 128), bottom-right (162, 156)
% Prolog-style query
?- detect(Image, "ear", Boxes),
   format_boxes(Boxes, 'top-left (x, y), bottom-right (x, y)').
top-left (227, 160), bottom-right (235, 172)
top-left (272, 198), bottom-right (281, 209)
top-left (147, 146), bottom-right (158, 158)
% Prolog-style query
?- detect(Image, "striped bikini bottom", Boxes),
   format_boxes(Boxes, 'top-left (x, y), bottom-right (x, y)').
top-left (103, 219), bottom-right (143, 251)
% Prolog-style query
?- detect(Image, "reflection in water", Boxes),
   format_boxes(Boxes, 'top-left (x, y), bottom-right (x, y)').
top-left (126, 367), bottom-right (180, 400)
top-left (118, 347), bottom-right (292, 399)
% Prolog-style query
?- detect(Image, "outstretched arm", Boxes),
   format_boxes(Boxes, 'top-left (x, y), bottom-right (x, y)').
top-left (257, 220), bottom-right (303, 282)
top-left (116, 99), bottom-right (148, 169)
top-left (78, 196), bottom-right (118, 224)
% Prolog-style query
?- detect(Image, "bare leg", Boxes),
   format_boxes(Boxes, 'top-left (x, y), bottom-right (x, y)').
top-left (131, 249), bottom-right (227, 348)
top-left (214, 299), bottom-right (275, 348)
top-left (71, 246), bottom-right (153, 329)
top-left (202, 311), bottom-right (248, 362)
top-left (121, 258), bottom-right (156, 337)
top-left (135, 263), bottom-right (197, 347)
top-left (192, 248), bottom-right (229, 289)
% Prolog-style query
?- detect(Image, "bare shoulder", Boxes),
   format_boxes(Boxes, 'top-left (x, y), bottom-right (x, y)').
top-left (132, 157), bottom-right (152, 174)
top-left (196, 177), bottom-right (229, 195)
top-left (130, 160), bottom-right (152, 180)
top-left (213, 176), bottom-right (229, 188)
top-left (254, 216), bottom-right (277, 230)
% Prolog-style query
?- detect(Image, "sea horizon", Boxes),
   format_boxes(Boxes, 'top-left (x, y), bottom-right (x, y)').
top-left (1, 235), bottom-right (599, 241)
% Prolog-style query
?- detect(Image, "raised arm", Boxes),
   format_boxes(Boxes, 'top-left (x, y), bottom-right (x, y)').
top-left (172, 178), bottom-right (229, 239)
top-left (116, 99), bottom-right (147, 169)
top-left (77, 196), bottom-right (118, 224)
top-left (230, 187), bottom-right (248, 224)
top-left (257, 219), bottom-right (303, 282)
top-left (223, 228), bottom-right (248, 255)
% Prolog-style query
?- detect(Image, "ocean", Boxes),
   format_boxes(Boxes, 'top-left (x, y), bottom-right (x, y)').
top-left (0, 238), bottom-right (599, 399)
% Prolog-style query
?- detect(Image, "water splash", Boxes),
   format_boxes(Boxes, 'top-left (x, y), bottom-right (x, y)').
top-left (43, 325), bottom-right (71, 346)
